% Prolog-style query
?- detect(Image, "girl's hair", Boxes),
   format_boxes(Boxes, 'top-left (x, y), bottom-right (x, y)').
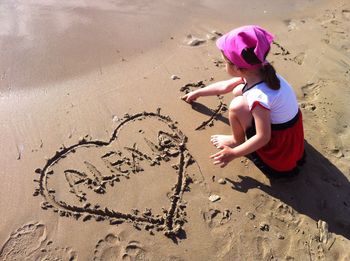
top-left (241, 47), bottom-right (280, 90)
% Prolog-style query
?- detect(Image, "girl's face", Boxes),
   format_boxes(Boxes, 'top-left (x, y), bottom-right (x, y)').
top-left (226, 62), bottom-right (239, 77)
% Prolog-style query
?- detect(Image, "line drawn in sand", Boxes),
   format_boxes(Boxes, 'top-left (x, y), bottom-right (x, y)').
top-left (33, 111), bottom-right (202, 240)
top-left (272, 41), bottom-right (306, 65)
top-left (180, 81), bottom-right (228, 130)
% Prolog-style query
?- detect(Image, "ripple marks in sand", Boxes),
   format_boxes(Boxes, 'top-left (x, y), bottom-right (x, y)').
top-left (93, 234), bottom-right (147, 261)
top-left (34, 111), bottom-right (200, 239)
top-left (0, 222), bottom-right (76, 261)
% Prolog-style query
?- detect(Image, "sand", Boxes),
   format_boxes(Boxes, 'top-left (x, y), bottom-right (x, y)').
top-left (1, 0), bottom-right (350, 260)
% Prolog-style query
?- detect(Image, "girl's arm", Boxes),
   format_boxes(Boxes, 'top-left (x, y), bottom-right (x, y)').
top-left (182, 77), bottom-right (244, 103)
top-left (210, 106), bottom-right (271, 167)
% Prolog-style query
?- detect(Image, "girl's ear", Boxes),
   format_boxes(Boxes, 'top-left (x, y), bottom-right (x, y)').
top-left (231, 64), bottom-right (245, 77)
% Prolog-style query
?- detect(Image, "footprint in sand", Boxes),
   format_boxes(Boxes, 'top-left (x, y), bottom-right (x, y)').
top-left (184, 31), bottom-right (222, 47)
top-left (34, 111), bottom-right (202, 238)
top-left (285, 18), bottom-right (307, 31)
top-left (202, 208), bottom-right (232, 228)
top-left (300, 79), bottom-right (343, 123)
top-left (301, 81), bottom-right (321, 101)
top-left (255, 236), bottom-right (273, 260)
top-left (317, 7), bottom-right (350, 46)
top-left (123, 241), bottom-right (147, 261)
top-left (185, 34), bottom-right (206, 47)
top-left (272, 202), bottom-right (301, 229)
top-left (0, 222), bottom-right (46, 260)
top-left (292, 52), bottom-right (306, 65)
top-left (0, 222), bottom-right (76, 261)
top-left (93, 234), bottom-right (147, 261)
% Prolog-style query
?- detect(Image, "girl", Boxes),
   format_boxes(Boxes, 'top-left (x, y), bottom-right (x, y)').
top-left (182, 25), bottom-right (305, 178)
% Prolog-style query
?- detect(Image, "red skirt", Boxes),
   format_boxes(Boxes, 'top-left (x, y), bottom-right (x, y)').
top-left (246, 110), bottom-right (305, 177)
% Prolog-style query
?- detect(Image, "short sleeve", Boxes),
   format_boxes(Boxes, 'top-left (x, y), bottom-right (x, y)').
top-left (244, 88), bottom-right (270, 111)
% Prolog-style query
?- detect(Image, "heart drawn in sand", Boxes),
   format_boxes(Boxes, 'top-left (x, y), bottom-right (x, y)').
top-left (33, 111), bottom-right (201, 238)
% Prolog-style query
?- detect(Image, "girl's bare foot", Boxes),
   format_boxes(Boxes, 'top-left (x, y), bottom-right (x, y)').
top-left (210, 135), bottom-right (237, 148)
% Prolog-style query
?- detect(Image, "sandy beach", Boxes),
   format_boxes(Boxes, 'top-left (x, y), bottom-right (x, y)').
top-left (1, 0), bottom-right (350, 260)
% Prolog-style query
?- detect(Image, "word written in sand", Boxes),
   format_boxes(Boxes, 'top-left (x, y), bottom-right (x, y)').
top-left (33, 111), bottom-right (200, 239)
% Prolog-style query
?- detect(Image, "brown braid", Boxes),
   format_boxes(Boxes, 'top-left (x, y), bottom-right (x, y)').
top-left (260, 63), bottom-right (280, 90)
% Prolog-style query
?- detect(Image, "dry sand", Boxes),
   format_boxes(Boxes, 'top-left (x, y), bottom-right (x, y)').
top-left (1, 0), bottom-right (350, 260)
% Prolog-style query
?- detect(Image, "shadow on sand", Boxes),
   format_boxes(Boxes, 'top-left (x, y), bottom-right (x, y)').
top-left (190, 101), bottom-right (230, 125)
top-left (190, 101), bottom-right (350, 239)
top-left (227, 141), bottom-right (350, 240)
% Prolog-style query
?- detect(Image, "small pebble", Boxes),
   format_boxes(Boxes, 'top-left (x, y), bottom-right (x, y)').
top-left (187, 38), bottom-right (205, 46)
top-left (246, 212), bottom-right (255, 220)
top-left (218, 178), bottom-right (226, 185)
top-left (211, 30), bottom-right (222, 36)
top-left (206, 34), bottom-right (217, 40)
top-left (277, 233), bottom-right (285, 240)
top-left (260, 222), bottom-right (270, 231)
top-left (209, 195), bottom-right (221, 202)
top-left (171, 75), bottom-right (180, 80)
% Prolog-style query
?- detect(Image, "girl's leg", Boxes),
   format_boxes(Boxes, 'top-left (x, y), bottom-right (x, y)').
top-left (211, 96), bottom-right (252, 148)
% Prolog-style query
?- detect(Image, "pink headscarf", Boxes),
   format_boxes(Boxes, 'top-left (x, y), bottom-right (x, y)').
top-left (216, 25), bottom-right (274, 69)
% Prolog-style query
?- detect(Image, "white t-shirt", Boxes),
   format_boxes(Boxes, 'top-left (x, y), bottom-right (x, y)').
top-left (242, 75), bottom-right (299, 124)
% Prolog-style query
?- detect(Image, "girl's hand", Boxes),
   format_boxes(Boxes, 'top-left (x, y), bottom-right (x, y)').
top-left (181, 91), bottom-right (199, 103)
top-left (210, 145), bottom-right (237, 168)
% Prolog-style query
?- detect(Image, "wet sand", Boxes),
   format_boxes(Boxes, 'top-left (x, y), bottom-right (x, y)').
top-left (1, 0), bottom-right (350, 260)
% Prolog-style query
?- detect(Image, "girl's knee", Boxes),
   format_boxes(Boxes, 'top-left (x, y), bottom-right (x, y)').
top-left (229, 97), bottom-right (252, 129)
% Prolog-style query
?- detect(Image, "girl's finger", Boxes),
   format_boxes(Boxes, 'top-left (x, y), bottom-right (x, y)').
top-left (210, 152), bottom-right (220, 158)
top-left (181, 95), bottom-right (192, 103)
top-left (215, 160), bottom-right (226, 168)
top-left (220, 162), bottom-right (227, 168)
top-left (213, 153), bottom-right (224, 160)
top-left (213, 160), bottom-right (222, 165)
